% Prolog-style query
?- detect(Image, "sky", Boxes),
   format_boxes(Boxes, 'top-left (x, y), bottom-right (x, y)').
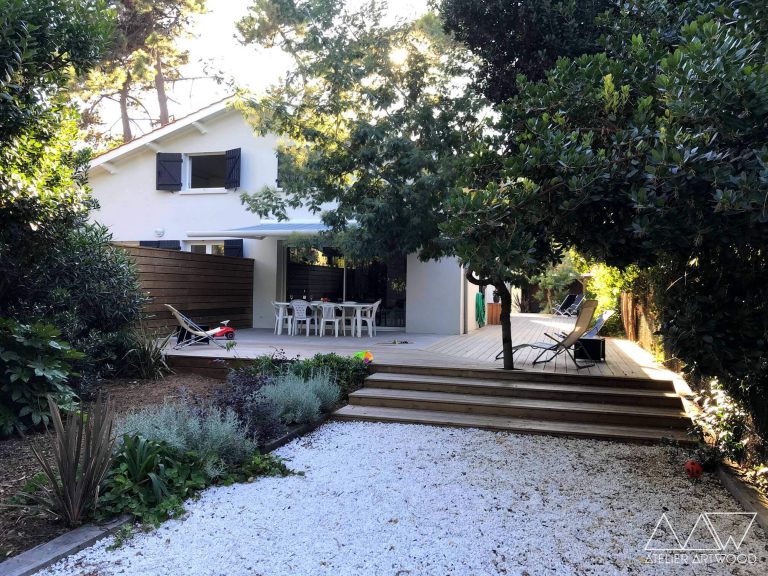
top-left (107, 0), bottom-right (430, 138)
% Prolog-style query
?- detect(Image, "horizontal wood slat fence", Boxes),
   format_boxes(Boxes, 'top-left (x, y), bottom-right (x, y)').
top-left (118, 245), bottom-right (254, 333)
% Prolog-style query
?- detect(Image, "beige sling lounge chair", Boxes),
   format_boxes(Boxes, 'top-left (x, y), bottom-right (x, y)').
top-left (165, 304), bottom-right (227, 350)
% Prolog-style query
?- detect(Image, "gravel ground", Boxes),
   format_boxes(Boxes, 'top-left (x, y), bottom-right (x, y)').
top-left (39, 422), bottom-right (767, 575)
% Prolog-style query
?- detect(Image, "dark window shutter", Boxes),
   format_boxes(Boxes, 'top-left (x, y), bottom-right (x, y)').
top-left (225, 148), bottom-right (241, 189)
top-left (140, 240), bottom-right (180, 250)
top-left (156, 153), bottom-right (183, 191)
top-left (276, 150), bottom-right (285, 188)
top-left (224, 239), bottom-right (243, 258)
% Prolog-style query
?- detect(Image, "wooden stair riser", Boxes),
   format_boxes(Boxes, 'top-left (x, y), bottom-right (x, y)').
top-left (349, 393), bottom-right (689, 430)
top-left (332, 407), bottom-right (697, 446)
top-left (366, 377), bottom-right (683, 409)
top-left (371, 364), bottom-right (675, 391)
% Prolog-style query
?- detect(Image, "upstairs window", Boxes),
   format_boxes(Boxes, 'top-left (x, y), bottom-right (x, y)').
top-left (190, 154), bottom-right (226, 189)
top-left (156, 148), bottom-right (240, 192)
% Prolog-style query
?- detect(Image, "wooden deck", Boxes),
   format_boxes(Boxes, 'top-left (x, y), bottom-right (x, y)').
top-left (425, 314), bottom-right (666, 379)
top-left (165, 313), bottom-right (675, 383)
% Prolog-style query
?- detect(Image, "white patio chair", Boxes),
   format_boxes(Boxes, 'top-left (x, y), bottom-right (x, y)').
top-left (272, 301), bottom-right (292, 335)
top-left (290, 299), bottom-right (317, 336)
top-left (358, 300), bottom-right (381, 337)
top-left (340, 301), bottom-right (357, 336)
top-left (318, 303), bottom-right (343, 337)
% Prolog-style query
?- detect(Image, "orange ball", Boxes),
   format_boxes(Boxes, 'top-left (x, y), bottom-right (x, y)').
top-left (685, 460), bottom-right (704, 479)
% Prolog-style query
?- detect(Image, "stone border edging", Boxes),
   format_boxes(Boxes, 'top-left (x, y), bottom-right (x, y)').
top-left (0, 515), bottom-right (131, 576)
top-left (717, 463), bottom-right (768, 534)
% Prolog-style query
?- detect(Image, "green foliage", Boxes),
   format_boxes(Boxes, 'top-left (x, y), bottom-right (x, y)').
top-left (10, 223), bottom-right (146, 377)
top-left (0, 0), bottom-right (113, 141)
top-left (571, 253), bottom-right (640, 336)
top-left (123, 323), bottom-right (172, 380)
top-left (75, 0), bottom-right (207, 145)
top-left (96, 433), bottom-right (297, 525)
top-left (1, 4), bottom-right (141, 381)
top-left (237, 1), bottom-right (489, 262)
top-left (530, 253), bottom-right (580, 313)
top-left (1, 0), bottom-right (113, 303)
top-left (446, 0), bottom-right (768, 423)
top-left (96, 434), bottom-right (207, 525)
top-left (256, 372), bottom-right (323, 426)
top-left (289, 353), bottom-right (368, 399)
top-left (117, 403), bottom-right (255, 475)
top-left (693, 380), bottom-right (749, 461)
top-left (235, 452), bottom-right (297, 480)
top-left (26, 395), bottom-right (115, 526)
top-left (0, 319), bottom-right (83, 435)
top-left (440, 0), bottom-right (613, 102)
top-left (235, 350), bottom-right (369, 401)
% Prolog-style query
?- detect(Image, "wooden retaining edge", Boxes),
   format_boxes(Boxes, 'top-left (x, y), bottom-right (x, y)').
top-left (0, 515), bottom-right (131, 576)
top-left (260, 414), bottom-right (330, 453)
top-left (717, 462), bottom-right (768, 534)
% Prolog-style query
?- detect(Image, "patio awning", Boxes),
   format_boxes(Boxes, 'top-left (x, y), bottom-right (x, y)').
top-left (187, 221), bottom-right (331, 239)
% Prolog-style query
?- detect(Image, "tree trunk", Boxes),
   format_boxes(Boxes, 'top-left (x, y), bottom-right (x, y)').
top-left (154, 52), bottom-right (169, 126)
top-left (119, 73), bottom-right (132, 142)
top-left (495, 281), bottom-right (515, 370)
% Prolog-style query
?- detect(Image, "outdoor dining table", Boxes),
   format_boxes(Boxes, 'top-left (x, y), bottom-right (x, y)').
top-left (274, 301), bottom-right (372, 337)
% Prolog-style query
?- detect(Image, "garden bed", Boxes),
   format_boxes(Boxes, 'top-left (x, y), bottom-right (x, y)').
top-left (36, 422), bottom-right (768, 575)
top-left (0, 373), bottom-right (221, 560)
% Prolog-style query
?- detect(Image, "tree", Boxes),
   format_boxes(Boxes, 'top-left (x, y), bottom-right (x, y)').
top-left (77, 0), bottom-right (206, 145)
top-left (440, 0), bottom-right (614, 102)
top-left (440, 181), bottom-right (559, 368)
top-left (237, 0), bottom-right (489, 261)
top-left (1, 0), bottom-right (113, 304)
top-left (1, 1), bottom-right (143, 378)
top-left (238, 0), bottom-right (560, 369)
top-left (446, 0), bottom-right (768, 430)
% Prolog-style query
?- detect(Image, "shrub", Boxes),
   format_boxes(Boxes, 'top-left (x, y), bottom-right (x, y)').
top-left (97, 435), bottom-right (297, 525)
top-left (26, 395), bottom-right (115, 526)
top-left (237, 351), bottom-right (368, 401)
top-left (291, 353), bottom-right (368, 399)
top-left (305, 369), bottom-right (341, 412)
top-left (123, 323), bottom-right (172, 380)
top-left (117, 403), bottom-right (255, 474)
top-left (256, 372), bottom-right (322, 425)
top-left (8, 223), bottom-right (146, 378)
top-left (0, 318), bottom-right (82, 436)
top-left (214, 370), bottom-right (285, 445)
top-left (238, 396), bottom-right (286, 446)
top-left (693, 380), bottom-right (749, 462)
top-left (96, 434), bottom-right (207, 525)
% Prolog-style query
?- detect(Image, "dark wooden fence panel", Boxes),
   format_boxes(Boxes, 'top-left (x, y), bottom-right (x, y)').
top-left (119, 245), bottom-right (254, 333)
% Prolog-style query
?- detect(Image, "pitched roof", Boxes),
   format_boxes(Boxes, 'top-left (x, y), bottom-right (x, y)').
top-left (89, 97), bottom-right (238, 170)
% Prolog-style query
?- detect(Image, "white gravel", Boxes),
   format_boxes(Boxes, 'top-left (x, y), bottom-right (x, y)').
top-left (39, 422), bottom-right (766, 575)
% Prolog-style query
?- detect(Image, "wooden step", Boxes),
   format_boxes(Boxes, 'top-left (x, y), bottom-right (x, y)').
top-left (349, 388), bottom-right (690, 429)
top-left (365, 372), bottom-right (683, 408)
top-left (333, 405), bottom-right (696, 445)
top-left (372, 363), bottom-right (676, 391)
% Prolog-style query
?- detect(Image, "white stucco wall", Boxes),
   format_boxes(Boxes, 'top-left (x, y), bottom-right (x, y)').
top-left (88, 110), bottom-right (306, 329)
top-left (88, 109), bottom-right (468, 334)
top-left (405, 255), bottom-right (464, 335)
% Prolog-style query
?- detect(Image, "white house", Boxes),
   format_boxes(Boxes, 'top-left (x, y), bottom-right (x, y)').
top-left (88, 99), bottom-right (486, 335)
